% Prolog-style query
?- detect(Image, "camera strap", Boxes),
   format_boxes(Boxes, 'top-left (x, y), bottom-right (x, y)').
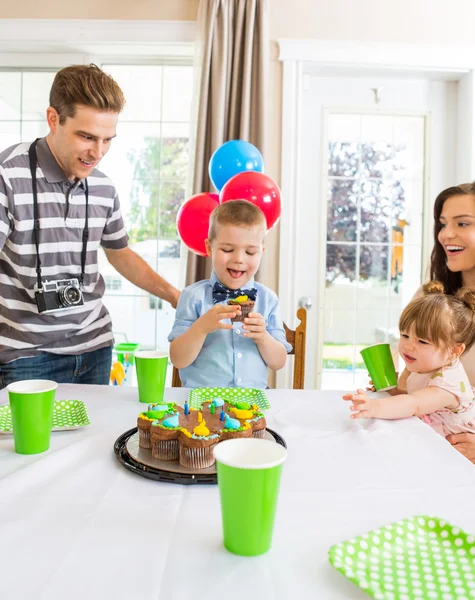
top-left (28, 139), bottom-right (89, 288)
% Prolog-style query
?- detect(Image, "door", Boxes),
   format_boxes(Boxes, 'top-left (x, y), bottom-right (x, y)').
top-left (278, 71), bottom-right (457, 389)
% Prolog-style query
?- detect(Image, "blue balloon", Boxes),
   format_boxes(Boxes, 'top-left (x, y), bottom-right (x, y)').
top-left (208, 140), bottom-right (264, 192)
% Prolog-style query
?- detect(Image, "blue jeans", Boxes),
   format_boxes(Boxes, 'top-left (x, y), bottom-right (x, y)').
top-left (0, 346), bottom-right (112, 390)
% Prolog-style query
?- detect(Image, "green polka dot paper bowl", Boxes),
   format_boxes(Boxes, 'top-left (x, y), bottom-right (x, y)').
top-left (189, 387), bottom-right (270, 411)
top-left (0, 400), bottom-right (90, 433)
top-left (329, 515), bottom-right (475, 600)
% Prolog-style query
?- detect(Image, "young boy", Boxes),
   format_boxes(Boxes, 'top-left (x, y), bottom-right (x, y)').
top-left (168, 200), bottom-right (291, 388)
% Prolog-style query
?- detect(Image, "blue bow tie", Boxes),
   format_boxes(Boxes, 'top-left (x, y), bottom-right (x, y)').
top-left (212, 281), bottom-right (257, 304)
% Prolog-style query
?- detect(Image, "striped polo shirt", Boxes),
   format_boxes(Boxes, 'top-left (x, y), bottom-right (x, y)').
top-left (0, 137), bottom-right (128, 363)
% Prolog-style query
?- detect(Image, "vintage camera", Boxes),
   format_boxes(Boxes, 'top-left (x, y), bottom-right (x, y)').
top-left (34, 278), bottom-right (84, 314)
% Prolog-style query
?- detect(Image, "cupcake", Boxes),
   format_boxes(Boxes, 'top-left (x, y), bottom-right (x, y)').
top-left (179, 433), bottom-right (220, 469)
top-left (150, 409), bottom-right (183, 460)
top-left (137, 404), bottom-right (171, 448)
top-left (228, 295), bottom-right (255, 322)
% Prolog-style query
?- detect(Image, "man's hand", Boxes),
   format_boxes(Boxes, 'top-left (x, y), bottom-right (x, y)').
top-left (446, 433), bottom-right (475, 464)
top-left (196, 305), bottom-right (237, 335)
top-left (342, 388), bottom-right (376, 419)
top-left (242, 312), bottom-right (267, 343)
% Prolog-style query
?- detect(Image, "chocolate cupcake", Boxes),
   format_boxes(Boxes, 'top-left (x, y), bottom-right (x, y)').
top-left (137, 404), bottom-right (172, 449)
top-left (150, 407), bottom-right (184, 460)
top-left (228, 295), bottom-right (255, 322)
top-left (179, 434), bottom-right (220, 469)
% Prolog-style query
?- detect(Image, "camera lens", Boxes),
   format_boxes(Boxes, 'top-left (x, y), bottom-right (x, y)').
top-left (59, 285), bottom-right (82, 307)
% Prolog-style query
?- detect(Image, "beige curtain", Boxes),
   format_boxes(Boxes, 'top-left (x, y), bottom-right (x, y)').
top-left (186, 0), bottom-right (269, 285)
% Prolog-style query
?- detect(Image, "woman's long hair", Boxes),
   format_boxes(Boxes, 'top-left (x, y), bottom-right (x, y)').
top-left (430, 182), bottom-right (475, 295)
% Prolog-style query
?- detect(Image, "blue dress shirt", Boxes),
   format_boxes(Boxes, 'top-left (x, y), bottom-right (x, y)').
top-left (168, 271), bottom-right (292, 389)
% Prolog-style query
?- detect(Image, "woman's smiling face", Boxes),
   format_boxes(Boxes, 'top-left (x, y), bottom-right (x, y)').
top-left (438, 194), bottom-right (475, 276)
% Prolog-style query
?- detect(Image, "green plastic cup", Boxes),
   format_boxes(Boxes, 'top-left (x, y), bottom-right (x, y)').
top-left (360, 343), bottom-right (397, 391)
top-left (114, 342), bottom-right (139, 366)
top-left (214, 438), bottom-right (287, 556)
top-left (135, 350), bottom-right (168, 404)
top-left (7, 380), bottom-right (57, 454)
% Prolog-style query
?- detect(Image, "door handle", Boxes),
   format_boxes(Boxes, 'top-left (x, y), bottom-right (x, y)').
top-left (298, 296), bottom-right (312, 310)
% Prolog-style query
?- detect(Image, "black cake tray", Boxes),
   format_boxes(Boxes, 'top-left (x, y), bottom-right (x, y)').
top-left (114, 427), bottom-right (287, 485)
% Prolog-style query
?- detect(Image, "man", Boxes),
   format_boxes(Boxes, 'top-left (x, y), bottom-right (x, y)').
top-left (0, 64), bottom-right (180, 388)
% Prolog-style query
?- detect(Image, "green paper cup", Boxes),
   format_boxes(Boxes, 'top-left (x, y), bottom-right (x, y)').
top-left (135, 350), bottom-right (168, 404)
top-left (360, 343), bottom-right (397, 391)
top-left (7, 379), bottom-right (57, 454)
top-left (214, 438), bottom-right (287, 556)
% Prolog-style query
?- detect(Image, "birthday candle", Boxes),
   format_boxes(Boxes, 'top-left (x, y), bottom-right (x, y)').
top-left (210, 403), bottom-right (215, 415)
top-left (184, 401), bottom-right (189, 416)
top-left (220, 409), bottom-right (225, 421)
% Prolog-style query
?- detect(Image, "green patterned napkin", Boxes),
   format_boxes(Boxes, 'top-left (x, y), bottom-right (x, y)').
top-left (0, 400), bottom-right (90, 433)
top-left (189, 387), bottom-right (270, 411)
top-left (329, 515), bottom-right (475, 599)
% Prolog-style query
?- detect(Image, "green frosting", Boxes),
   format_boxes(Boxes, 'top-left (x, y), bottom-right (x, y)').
top-left (234, 401), bottom-right (251, 410)
top-left (145, 410), bottom-right (167, 420)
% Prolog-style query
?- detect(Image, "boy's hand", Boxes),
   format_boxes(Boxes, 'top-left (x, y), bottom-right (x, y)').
top-left (342, 388), bottom-right (375, 419)
top-left (197, 305), bottom-right (237, 334)
top-left (242, 312), bottom-right (267, 342)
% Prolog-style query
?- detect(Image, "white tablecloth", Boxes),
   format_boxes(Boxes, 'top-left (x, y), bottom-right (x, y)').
top-left (1, 385), bottom-right (475, 600)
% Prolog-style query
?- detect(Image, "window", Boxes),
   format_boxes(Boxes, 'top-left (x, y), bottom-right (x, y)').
top-left (0, 70), bottom-right (55, 142)
top-left (99, 64), bottom-right (193, 351)
top-left (322, 113), bottom-right (425, 390)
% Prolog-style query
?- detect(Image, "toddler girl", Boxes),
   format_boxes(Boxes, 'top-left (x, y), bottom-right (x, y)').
top-left (343, 281), bottom-right (475, 437)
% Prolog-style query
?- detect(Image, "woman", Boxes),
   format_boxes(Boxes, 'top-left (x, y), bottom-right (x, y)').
top-left (429, 182), bottom-right (475, 462)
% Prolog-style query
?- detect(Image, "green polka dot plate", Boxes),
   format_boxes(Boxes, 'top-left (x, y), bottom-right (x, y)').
top-left (329, 515), bottom-right (475, 600)
top-left (189, 387), bottom-right (270, 411)
top-left (0, 400), bottom-right (90, 433)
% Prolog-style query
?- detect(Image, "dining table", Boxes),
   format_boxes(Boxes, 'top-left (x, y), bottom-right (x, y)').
top-left (1, 383), bottom-right (475, 600)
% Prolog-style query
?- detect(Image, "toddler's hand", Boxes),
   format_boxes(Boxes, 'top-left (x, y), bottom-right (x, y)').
top-left (342, 388), bottom-right (375, 419)
top-left (242, 312), bottom-right (267, 342)
top-left (197, 304), bottom-right (237, 334)
top-left (366, 371), bottom-right (399, 393)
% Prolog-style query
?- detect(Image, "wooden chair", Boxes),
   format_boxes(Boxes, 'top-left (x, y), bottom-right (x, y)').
top-left (171, 307), bottom-right (308, 389)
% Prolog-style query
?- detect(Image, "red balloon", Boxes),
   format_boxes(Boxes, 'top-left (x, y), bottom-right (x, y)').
top-left (176, 193), bottom-right (219, 256)
top-left (219, 171), bottom-right (281, 230)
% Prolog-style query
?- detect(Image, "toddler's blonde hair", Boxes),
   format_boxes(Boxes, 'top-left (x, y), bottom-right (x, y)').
top-left (208, 200), bottom-right (266, 242)
top-left (399, 281), bottom-right (475, 352)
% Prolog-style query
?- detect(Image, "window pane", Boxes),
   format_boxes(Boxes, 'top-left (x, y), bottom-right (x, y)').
top-left (325, 244), bottom-right (356, 309)
top-left (21, 121), bottom-right (49, 141)
top-left (101, 123), bottom-right (161, 182)
top-left (22, 72), bottom-right (55, 120)
top-left (0, 121), bottom-right (21, 148)
top-left (103, 65), bottom-right (162, 122)
top-left (162, 66), bottom-right (194, 122)
top-left (327, 179), bottom-right (358, 242)
top-left (160, 123), bottom-right (189, 179)
top-left (0, 72), bottom-right (21, 120)
top-left (159, 181), bottom-right (185, 239)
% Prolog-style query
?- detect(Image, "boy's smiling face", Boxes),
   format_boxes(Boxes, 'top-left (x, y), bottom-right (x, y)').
top-left (205, 223), bottom-right (265, 290)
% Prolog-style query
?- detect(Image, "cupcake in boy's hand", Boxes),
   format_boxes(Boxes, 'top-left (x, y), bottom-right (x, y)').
top-left (228, 295), bottom-right (255, 322)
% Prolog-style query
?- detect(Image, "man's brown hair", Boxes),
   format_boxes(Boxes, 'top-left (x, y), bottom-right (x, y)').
top-left (208, 200), bottom-right (266, 241)
top-left (49, 64), bottom-right (125, 124)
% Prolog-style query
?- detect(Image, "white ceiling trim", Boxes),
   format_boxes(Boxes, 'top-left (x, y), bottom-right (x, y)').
top-left (0, 19), bottom-right (196, 57)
